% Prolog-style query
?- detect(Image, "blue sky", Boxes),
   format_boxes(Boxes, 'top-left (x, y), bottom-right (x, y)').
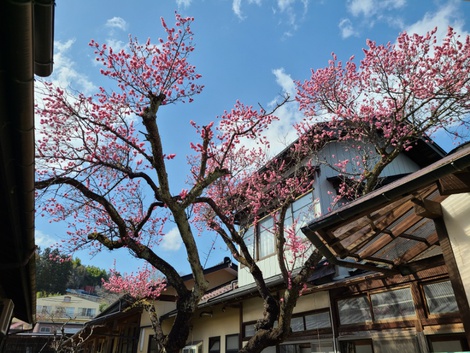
top-left (35, 0), bottom-right (470, 277)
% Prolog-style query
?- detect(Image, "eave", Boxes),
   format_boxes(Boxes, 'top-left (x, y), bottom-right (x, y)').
top-left (0, 0), bottom-right (55, 323)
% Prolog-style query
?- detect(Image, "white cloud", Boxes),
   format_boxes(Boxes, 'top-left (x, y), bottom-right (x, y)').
top-left (105, 38), bottom-right (127, 53)
top-left (161, 227), bottom-right (183, 251)
top-left (233, 0), bottom-right (307, 30)
top-left (278, 0), bottom-right (295, 12)
top-left (272, 68), bottom-right (295, 97)
top-left (47, 39), bottom-right (96, 94)
top-left (257, 68), bottom-right (303, 157)
top-left (176, 0), bottom-right (192, 8)
top-left (35, 229), bottom-right (56, 249)
top-left (404, 1), bottom-right (467, 39)
top-left (339, 18), bottom-right (358, 39)
top-left (232, 0), bottom-right (245, 20)
top-left (105, 17), bottom-right (128, 31)
top-left (347, 0), bottom-right (405, 18)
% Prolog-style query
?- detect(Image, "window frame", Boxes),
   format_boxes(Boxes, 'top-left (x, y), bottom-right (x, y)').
top-left (225, 334), bottom-right (239, 353)
top-left (422, 280), bottom-right (459, 317)
top-left (208, 336), bottom-right (221, 353)
top-left (370, 286), bottom-right (416, 321)
top-left (241, 190), bottom-right (316, 261)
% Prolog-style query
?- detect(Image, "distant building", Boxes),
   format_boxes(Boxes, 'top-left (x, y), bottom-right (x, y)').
top-left (4, 295), bottom-right (101, 353)
top-left (34, 295), bottom-right (101, 335)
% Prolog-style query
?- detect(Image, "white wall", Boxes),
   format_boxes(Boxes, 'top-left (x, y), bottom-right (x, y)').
top-left (442, 193), bottom-right (470, 308)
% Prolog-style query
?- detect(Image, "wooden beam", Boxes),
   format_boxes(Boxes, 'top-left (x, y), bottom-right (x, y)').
top-left (434, 217), bottom-right (470, 347)
top-left (438, 172), bottom-right (470, 195)
top-left (413, 198), bottom-right (442, 219)
top-left (396, 253), bottom-right (444, 275)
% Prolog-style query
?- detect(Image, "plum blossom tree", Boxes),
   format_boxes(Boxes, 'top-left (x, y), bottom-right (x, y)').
top-left (35, 11), bottom-right (470, 353)
top-left (34, 11), bottom-right (294, 353)
top-left (296, 27), bottom-right (470, 202)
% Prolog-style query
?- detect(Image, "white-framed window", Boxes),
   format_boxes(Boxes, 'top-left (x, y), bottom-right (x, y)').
top-left (65, 307), bottom-right (75, 317)
top-left (242, 191), bottom-right (316, 261)
top-left (258, 215), bottom-right (275, 259)
top-left (78, 307), bottom-right (96, 317)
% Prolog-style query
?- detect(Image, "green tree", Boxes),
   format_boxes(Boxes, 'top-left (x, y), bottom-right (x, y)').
top-left (36, 248), bottom-right (73, 295)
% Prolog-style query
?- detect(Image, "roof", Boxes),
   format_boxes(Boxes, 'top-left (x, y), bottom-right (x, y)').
top-left (301, 143), bottom-right (470, 276)
top-left (180, 257), bottom-right (238, 282)
top-left (0, 0), bottom-right (55, 323)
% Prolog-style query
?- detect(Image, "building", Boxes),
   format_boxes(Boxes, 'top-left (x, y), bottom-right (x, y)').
top-left (4, 295), bottom-right (101, 353)
top-left (0, 0), bottom-right (55, 349)
top-left (160, 143), bottom-right (469, 353)
top-left (35, 294), bottom-right (101, 335)
top-left (65, 136), bottom-right (470, 353)
top-left (70, 258), bottom-right (238, 353)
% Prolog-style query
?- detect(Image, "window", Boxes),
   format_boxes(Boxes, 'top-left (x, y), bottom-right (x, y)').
top-left (209, 336), bottom-right (220, 353)
top-left (242, 191), bottom-right (316, 261)
top-left (243, 227), bottom-right (256, 258)
top-left (305, 311), bottom-right (331, 330)
top-left (428, 334), bottom-right (469, 352)
top-left (423, 280), bottom-right (458, 315)
top-left (148, 335), bottom-right (158, 353)
top-left (291, 192), bottom-right (315, 238)
top-left (78, 307), bottom-right (96, 317)
top-left (225, 334), bottom-right (239, 353)
top-left (38, 305), bottom-right (52, 314)
top-left (339, 340), bottom-right (373, 353)
top-left (258, 215), bottom-right (275, 258)
top-left (40, 326), bottom-right (51, 333)
top-left (65, 307), bottom-right (75, 317)
top-left (242, 215), bottom-right (276, 261)
top-left (55, 306), bottom-right (66, 316)
top-left (371, 287), bottom-right (416, 321)
top-left (243, 322), bottom-right (256, 338)
top-left (338, 296), bottom-right (372, 325)
top-left (290, 316), bottom-right (304, 332)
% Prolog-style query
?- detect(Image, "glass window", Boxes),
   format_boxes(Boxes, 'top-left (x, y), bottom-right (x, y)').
top-left (225, 334), bottom-right (239, 353)
top-left (258, 216), bottom-right (275, 258)
top-left (209, 336), bottom-right (220, 353)
top-left (428, 334), bottom-right (468, 352)
top-left (243, 226), bottom-right (256, 259)
top-left (305, 311), bottom-right (331, 330)
top-left (243, 323), bottom-right (256, 338)
top-left (78, 307), bottom-right (96, 317)
top-left (148, 335), bottom-right (158, 353)
top-left (311, 340), bottom-right (335, 353)
top-left (290, 316), bottom-right (304, 332)
top-left (338, 296), bottom-right (372, 325)
top-left (65, 307), bottom-right (75, 317)
top-left (292, 193), bottom-right (314, 238)
top-left (374, 337), bottom-right (419, 353)
top-left (424, 280), bottom-right (459, 315)
top-left (340, 340), bottom-right (373, 353)
top-left (371, 287), bottom-right (416, 321)
top-left (55, 306), bottom-right (65, 316)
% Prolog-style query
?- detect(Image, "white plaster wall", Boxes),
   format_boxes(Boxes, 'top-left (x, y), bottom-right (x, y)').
top-left (293, 291), bottom-right (330, 313)
top-left (441, 193), bottom-right (470, 309)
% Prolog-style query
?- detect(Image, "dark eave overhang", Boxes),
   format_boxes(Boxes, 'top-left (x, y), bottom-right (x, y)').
top-left (0, 0), bottom-right (55, 323)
